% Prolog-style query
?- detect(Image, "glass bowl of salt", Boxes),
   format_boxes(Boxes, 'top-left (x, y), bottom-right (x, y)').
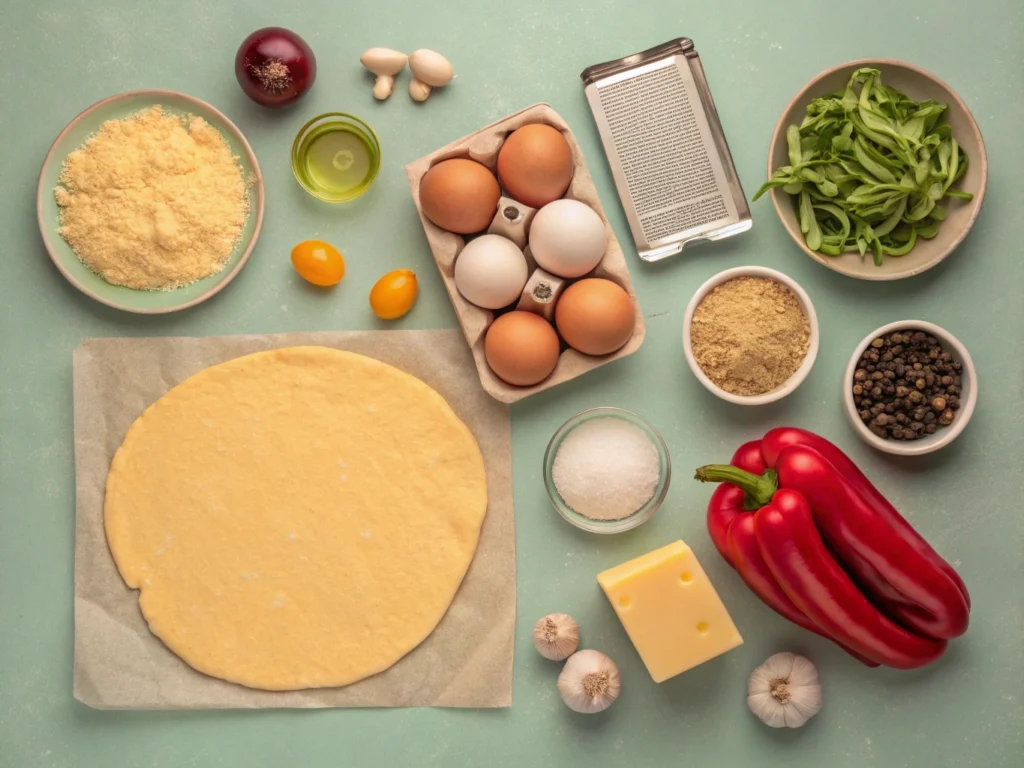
top-left (543, 407), bottom-right (671, 534)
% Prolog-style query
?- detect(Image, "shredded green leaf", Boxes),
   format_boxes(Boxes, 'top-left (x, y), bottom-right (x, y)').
top-left (754, 68), bottom-right (974, 263)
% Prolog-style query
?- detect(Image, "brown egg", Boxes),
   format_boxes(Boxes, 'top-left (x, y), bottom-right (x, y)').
top-left (555, 279), bottom-right (635, 356)
top-left (484, 311), bottom-right (561, 386)
top-left (497, 124), bottom-right (574, 209)
top-left (419, 159), bottom-right (501, 234)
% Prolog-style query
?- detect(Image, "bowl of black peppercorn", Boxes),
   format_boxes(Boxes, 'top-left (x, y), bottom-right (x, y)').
top-left (843, 320), bottom-right (977, 456)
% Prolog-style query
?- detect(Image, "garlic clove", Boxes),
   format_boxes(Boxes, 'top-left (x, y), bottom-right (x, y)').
top-left (360, 48), bottom-right (408, 101)
top-left (532, 613), bottom-right (580, 661)
top-left (360, 48), bottom-right (408, 76)
top-left (747, 652), bottom-right (822, 729)
top-left (409, 79), bottom-right (432, 103)
top-left (408, 49), bottom-right (454, 87)
top-left (557, 649), bottom-right (621, 714)
top-left (408, 49), bottom-right (453, 102)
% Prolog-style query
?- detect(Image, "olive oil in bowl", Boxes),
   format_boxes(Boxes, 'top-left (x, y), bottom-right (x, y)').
top-left (291, 113), bottom-right (381, 203)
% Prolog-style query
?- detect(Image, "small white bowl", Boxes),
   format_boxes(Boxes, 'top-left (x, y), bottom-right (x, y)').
top-left (682, 266), bottom-right (819, 405)
top-left (843, 321), bottom-right (977, 456)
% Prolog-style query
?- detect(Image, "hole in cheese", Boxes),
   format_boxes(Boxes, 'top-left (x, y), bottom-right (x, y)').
top-left (619, 595), bottom-right (631, 608)
top-left (680, 572), bottom-right (693, 584)
top-left (696, 621), bottom-right (709, 634)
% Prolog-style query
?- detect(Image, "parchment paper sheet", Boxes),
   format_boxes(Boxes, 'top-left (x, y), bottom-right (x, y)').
top-left (72, 330), bottom-right (514, 709)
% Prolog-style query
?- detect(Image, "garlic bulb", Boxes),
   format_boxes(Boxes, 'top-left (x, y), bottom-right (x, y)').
top-left (532, 613), bottom-right (580, 661)
top-left (747, 652), bottom-right (822, 728)
top-left (557, 650), bottom-right (621, 714)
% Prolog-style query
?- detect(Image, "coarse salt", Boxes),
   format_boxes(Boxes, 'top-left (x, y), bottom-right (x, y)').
top-left (552, 417), bottom-right (660, 521)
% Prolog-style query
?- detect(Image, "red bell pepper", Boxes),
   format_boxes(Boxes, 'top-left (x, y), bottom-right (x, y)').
top-left (761, 427), bottom-right (971, 615)
top-left (705, 441), bottom-right (879, 666)
top-left (696, 427), bottom-right (969, 667)
top-left (706, 440), bottom-right (765, 565)
top-left (754, 489), bottom-right (946, 669)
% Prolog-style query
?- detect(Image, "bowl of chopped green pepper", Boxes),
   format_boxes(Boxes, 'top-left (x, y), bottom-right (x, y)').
top-left (758, 60), bottom-right (986, 281)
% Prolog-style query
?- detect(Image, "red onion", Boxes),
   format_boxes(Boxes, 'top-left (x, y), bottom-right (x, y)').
top-left (235, 27), bottom-right (316, 108)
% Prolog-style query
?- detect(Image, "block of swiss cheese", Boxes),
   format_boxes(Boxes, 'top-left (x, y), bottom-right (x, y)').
top-left (597, 539), bottom-right (743, 683)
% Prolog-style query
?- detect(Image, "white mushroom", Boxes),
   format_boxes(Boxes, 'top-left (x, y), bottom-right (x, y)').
top-left (408, 49), bottom-right (453, 102)
top-left (360, 48), bottom-right (408, 100)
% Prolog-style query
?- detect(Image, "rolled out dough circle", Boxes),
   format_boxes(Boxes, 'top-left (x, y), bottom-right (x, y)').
top-left (104, 346), bottom-right (488, 691)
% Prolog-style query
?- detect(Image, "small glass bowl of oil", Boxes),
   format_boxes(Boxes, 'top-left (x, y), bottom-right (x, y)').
top-left (291, 113), bottom-right (381, 203)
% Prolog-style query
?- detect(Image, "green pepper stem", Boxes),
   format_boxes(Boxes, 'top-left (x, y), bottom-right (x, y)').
top-left (694, 465), bottom-right (779, 510)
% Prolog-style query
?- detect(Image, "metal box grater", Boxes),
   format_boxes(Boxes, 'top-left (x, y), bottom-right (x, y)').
top-left (581, 38), bottom-right (752, 262)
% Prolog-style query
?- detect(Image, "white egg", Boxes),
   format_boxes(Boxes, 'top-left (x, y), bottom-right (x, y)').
top-left (528, 199), bottom-right (607, 278)
top-left (454, 234), bottom-right (529, 310)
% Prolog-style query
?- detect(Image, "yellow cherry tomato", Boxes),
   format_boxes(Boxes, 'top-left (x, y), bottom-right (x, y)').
top-left (369, 269), bottom-right (418, 320)
top-left (290, 240), bottom-right (346, 286)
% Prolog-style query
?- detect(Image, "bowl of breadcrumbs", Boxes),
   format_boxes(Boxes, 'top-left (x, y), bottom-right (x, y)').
top-left (37, 90), bottom-right (264, 313)
top-left (683, 266), bottom-right (819, 406)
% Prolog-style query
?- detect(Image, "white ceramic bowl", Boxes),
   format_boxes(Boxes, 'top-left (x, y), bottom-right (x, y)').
top-left (682, 266), bottom-right (819, 405)
top-left (843, 321), bottom-right (977, 455)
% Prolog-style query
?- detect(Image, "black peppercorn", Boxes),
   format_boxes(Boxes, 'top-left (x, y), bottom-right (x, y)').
top-left (851, 329), bottom-right (963, 441)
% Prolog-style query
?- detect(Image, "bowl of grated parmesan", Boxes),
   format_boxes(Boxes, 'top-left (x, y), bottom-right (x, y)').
top-left (37, 90), bottom-right (264, 313)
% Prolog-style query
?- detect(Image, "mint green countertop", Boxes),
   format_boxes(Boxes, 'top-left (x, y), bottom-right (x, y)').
top-left (1, 1), bottom-right (1021, 766)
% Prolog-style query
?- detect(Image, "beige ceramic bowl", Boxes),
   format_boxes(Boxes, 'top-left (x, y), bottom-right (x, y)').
top-left (767, 59), bottom-right (987, 281)
top-left (843, 320), bottom-right (977, 456)
top-left (682, 266), bottom-right (819, 406)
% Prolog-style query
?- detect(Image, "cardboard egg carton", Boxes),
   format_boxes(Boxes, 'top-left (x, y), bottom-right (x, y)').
top-left (405, 103), bottom-right (646, 403)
